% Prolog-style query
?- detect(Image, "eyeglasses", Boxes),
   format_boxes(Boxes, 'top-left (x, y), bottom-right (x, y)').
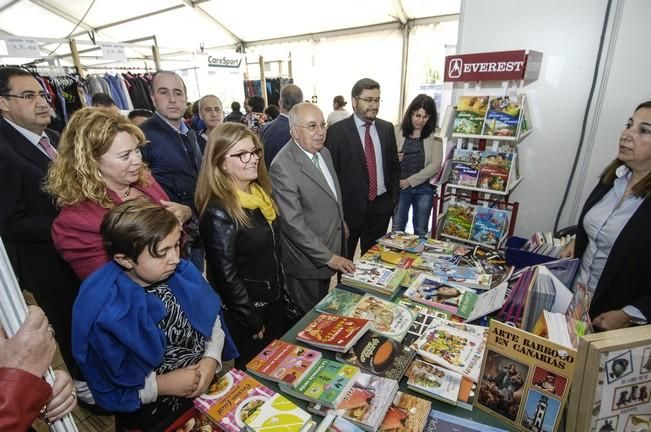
top-left (356, 96), bottom-right (381, 104)
top-left (1, 91), bottom-right (52, 102)
top-left (296, 121), bottom-right (327, 132)
top-left (227, 148), bottom-right (262, 163)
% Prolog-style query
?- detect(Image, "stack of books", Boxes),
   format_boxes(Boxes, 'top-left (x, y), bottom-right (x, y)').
top-left (376, 231), bottom-right (426, 253)
top-left (307, 372), bottom-right (400, 431)
top-left (296, 314), bottom-right (371, 352)
top-left (278, 359), bottom-right (360, 408)
top-left (341, 261), bottom-right (406, 298)
top-left (194, 369), bottom-right (315, 432)
top-left (522, 231), bottom-right (575, 258)
top-left (246, 339), bottom-right (322, 386)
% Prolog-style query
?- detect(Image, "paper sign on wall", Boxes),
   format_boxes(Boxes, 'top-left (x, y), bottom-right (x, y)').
top-left (99, 43), bottom-right (127, 62)
top-left (5, 38), bottom-right (41, 58)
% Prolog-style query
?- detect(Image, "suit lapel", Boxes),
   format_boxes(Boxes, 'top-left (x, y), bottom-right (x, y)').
top-left (289, 142), bottom-right (338, 203)
top-left (343, 117), bottom-right (368, 177)
top-left (0, 119), bottom-right (51, 172)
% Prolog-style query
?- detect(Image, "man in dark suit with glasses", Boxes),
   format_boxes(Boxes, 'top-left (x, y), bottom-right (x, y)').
top-left (0, 67), bottom-right (80, 379)
top-left (325, 78), bottom-right (400, 258)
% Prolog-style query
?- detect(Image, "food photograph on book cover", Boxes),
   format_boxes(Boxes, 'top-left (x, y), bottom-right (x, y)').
top-left (203, 372), bottom-right (234, 400)
top-left (453, 96), bottom-right (489, 135)
top-left (520, 388), bottom-right (562, 431)
top-left (530, 366), bottom-right (568, 398)
top-left (477, 350), bottom-right (529, 422)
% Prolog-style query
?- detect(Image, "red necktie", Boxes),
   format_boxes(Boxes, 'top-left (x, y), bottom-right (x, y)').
top-left (38, 136), bottom-right (57, 160)
top-left (364, 123), bottom-right (377, 201)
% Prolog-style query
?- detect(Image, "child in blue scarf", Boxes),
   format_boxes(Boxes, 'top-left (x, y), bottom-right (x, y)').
top-left (72, 199), bottom-right (238, 431)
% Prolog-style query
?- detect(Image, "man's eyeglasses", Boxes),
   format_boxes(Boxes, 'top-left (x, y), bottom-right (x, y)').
top-left (356, 96), bottom-right (381, 104)
top-left (1, 91), bottom-right (52, 102)
top-left (296, 121), bottom-right (327, 132)
top-left (227, 148), bottom-right (262, 163)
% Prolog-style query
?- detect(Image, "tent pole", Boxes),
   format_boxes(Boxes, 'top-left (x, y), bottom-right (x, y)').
top-left (398, 22), bottom-right (411, 117)
top-left (68, 38), bottom-right (84, 78)
top-left (259, 55), bottom-right (267, 106)
top-left (152, 35), bottom-right (161, 71)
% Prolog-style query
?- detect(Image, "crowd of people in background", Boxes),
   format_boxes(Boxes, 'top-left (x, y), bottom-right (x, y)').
top-left (0, 64), bottom-right (649, 431)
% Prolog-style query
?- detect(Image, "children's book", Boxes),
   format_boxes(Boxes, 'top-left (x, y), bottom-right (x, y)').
top-left (448, 149), bottom-right (481, 187)
top-left (424, 408), bottom-right (509, 431)
top-left (477, 151), bottom-right (514, 193)
top-left (379, 391), bottom-right (431, 432)
top-left (413, 321), bottom-right (486, 382)
top-left (296, 314), bottom-right (371, 352)
top-left (405, 358), bottom-right (462, 406)
top-left (469, 206), bottom-right (509, 248)
top-left (335, 330), bottom-right (415, 380)
top-left (243, 392), bottom-right (314, 432)
top-left (315, 288), bottom-right (363, 317)
top-left (348, 294), bottom-right (414, 342)
top-left (410, 258), bottom-right (492, 290)
top-left (475, 320), bottom-right (576, 432)
top-left (279, 359), bottom-right (360, 408)
top-left (197, 370), bottom-right (275, 432)
top-left (245, 339), bottom-right (322, 387)
top-left (308, 372), bottom-right (400, 432)
top-left (394, 298), bottom-right (459, 347)
top-left (482, 95), bottom-right (524, 138)
top-left (341, 261), bottom-right (405, 298)
top-left (314, 414), bottom-right (364, 432)
top-left (423, 238), bottom-right (471, 257)
top-left (357, 244), bottom-right (417, 270)
top-left (441, 202), bottom-right (476, 241)
top-left (456, 281), bottom-right (509, 322)
top-left (376, 231), bottom-right (425, 253)
top-left (452, 96), bottom-right (489, 136)
top-left (403, 273), bottom-right (473, 314)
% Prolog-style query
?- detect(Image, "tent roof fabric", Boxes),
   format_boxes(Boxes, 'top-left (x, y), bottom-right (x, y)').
top-left (0, 0), bottom-right (459, 63)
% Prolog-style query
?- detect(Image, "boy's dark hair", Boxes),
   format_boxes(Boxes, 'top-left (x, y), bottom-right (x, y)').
top-left (127, 109), bottom-right (153, 120)
top-left (91, 92), bottom-right (116, 107)
top-left (100, 198), bottom-right (180, 262)
top-left (230, 101), bottom-right (241, 112)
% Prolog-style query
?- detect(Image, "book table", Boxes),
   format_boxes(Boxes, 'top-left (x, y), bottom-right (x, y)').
top-left (251, 284), bottom-right (513, 430)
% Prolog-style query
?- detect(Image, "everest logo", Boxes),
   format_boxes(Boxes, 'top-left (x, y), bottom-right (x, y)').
top-left (448, 58), bottom-right (463, 79)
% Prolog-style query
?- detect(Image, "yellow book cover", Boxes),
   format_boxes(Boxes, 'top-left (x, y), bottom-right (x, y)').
top-left (475, 320), bottom-right (576, 432)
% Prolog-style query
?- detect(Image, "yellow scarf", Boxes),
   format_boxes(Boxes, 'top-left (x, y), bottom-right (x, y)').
top-left (237, 183), bottom-right (276, 223)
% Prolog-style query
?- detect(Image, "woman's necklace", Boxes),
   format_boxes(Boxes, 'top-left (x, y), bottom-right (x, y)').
top-left (122, 185), bottom-right (132, 199)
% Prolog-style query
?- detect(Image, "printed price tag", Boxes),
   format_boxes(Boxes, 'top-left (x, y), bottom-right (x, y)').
top-left (99, 43), bottom-right (127, 62)
top-left (5, 38), bottom-right (41, 58)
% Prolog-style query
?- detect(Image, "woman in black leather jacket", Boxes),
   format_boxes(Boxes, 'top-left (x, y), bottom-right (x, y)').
top-left (196, 123), bottom-right (286, 367)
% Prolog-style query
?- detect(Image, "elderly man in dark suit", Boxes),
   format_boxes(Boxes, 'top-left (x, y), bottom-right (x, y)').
top-left (0, 67), bottom-right (79, 374)
top-left (325, 78), bottom-right (400, 258)
top-left (261, 84), bottom-right (303, 168)
top-left (270, 102), bottom-right (355, 312)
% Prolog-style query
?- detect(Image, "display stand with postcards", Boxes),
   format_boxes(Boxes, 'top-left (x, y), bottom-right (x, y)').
top-left (567, 325), bottom-right (651, 432)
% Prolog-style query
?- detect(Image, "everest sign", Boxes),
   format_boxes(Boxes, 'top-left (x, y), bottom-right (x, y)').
top-left (444, 50), bottom-right (541, 82)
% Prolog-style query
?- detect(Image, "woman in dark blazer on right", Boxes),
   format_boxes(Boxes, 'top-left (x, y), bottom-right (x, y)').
top-left (196, 123), bottom-right (286, 368)
top-left (565, 100), bottom-right (651, 331)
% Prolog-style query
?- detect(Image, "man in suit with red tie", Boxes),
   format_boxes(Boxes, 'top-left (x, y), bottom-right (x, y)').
top-left (0, 67), bottom-right (79, 377)
top-left (325, 78), bottom-right (400, 258)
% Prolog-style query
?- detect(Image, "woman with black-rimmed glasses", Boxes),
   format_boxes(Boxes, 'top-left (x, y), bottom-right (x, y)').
top-left (196, 122), bottom-right (289, 368)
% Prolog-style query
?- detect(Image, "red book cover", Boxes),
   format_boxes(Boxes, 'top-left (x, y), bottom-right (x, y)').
top-left (245, 339), bottom-right (322, 387)
top-left (297, 313), bottom-right (371, 351)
